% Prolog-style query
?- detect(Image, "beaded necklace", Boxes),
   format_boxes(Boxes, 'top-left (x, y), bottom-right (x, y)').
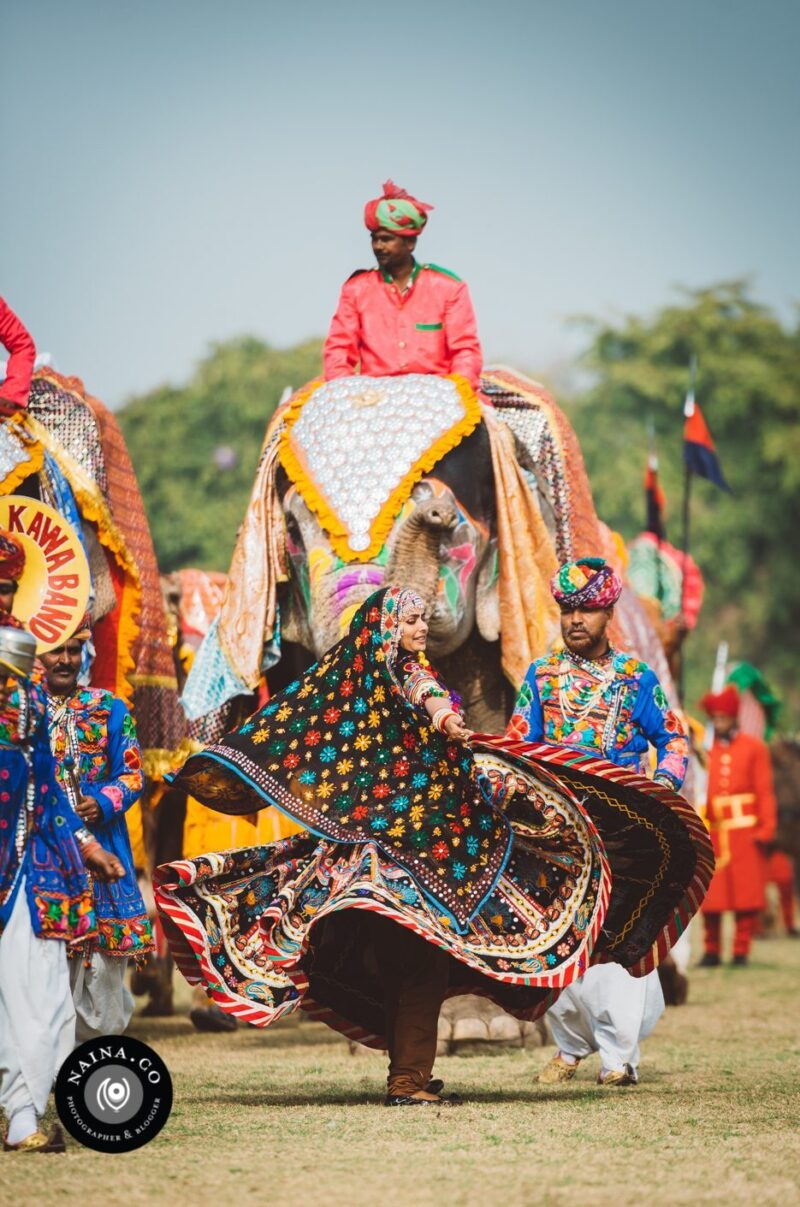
top-left (557, 648), bottom-right (616, 723)
top-left (13, 683), bottom-right (37, 861)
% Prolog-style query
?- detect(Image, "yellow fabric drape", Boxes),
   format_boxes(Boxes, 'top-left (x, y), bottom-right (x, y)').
top-left (217, 413), bottom-right (289, 690)
top-left (484, 406), bottom-right (560, 689)
top-left (182, 795), bottom-right (303, 859)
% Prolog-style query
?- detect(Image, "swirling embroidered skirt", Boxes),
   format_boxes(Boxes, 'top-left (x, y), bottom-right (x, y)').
top-left (154, 740), bottom-right (713, 1047)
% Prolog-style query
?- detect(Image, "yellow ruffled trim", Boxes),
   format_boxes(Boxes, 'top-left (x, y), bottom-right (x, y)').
top-left (0, 412), bottom-right (45, 493)
top-left (143, 737), bottom-right (204, 782)
top-left (25, 414), bottom-right (142, 706)
top-left (279, 374), bottom-right (483, 563)
top-left (129, 672), bottom-right (179, 690)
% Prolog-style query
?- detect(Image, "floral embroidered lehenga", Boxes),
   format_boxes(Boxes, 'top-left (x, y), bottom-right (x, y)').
top-left (155, 589), bottom-right (712, 1050)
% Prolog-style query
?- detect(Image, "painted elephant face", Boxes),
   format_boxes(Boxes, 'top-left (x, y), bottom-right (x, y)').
top-left (279, 461), bottom-right (497, 660)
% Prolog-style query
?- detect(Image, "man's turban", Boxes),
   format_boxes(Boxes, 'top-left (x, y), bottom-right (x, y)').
top-left (550, 557), bottom-right (623, 610)
top-left (0, 531), bottom-right (25, 582)
top-left (700, 686), bottom-right (740, 718)
top-left (364, 180), bottom-right (433, 237)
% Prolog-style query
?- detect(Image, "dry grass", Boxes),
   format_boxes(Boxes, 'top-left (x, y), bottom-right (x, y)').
top-left (2, 935), bottom-right (799, 1207)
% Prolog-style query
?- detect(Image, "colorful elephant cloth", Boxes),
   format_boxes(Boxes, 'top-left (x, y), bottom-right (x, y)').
top-left (0, 675), bottom-right (96, 943)
top-left (174, 587), bottom-right (512, 932)
top-left (507, 648), bottom-right (689, 791)
top-left (46, 689), bottom-right (153, 956)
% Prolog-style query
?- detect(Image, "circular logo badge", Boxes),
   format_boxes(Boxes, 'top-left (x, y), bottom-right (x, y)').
top-left (0, 494), bottom-right (91, 652)
top-left (55, 1036), bottom-right (172, 1153)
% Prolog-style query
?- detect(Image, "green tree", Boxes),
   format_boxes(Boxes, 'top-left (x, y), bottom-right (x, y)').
top-left (118, 337), bottom-right (322, 571)
top-left (564, 281), bottom-right (800, 727)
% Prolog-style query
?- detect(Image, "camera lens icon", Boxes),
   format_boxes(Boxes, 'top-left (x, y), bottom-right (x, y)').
top-left (84, 1063), bottom-right (143, 1124)
top-left (96, 1076), bottom-right (132, 1113)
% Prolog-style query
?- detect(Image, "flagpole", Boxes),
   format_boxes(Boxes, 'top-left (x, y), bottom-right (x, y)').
top-left (678, 355), bottom-right (697, 704)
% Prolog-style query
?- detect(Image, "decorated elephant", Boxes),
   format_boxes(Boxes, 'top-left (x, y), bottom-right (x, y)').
top-left (0, 368), bottom-right (185, 769)
top-left (184, 367), bottom-right (665, 739)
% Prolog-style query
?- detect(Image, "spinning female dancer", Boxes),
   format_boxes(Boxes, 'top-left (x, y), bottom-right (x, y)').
top-left (156, 587), bottom-right (711, 1107)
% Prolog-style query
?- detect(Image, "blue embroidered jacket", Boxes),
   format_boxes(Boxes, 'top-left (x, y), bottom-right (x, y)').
top-left (508, 648), bottom-right (689, 791)
top-left (0, 676), bottom-right (96, 942)
top-left (48, 689), bottom-right (153, 955)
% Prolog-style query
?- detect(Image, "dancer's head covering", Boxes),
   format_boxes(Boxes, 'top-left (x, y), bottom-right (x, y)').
top-left (700, 686), bottom-right (739, 718)
top-left (0, 531), bottom-right (25, 582)
top-left (364, 180), bottom-right (433, 236)
top-left (550, 557), bottom-right (623, 610)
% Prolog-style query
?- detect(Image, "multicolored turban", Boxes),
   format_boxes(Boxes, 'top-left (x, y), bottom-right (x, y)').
top-left (550, 557), bottom-right (623, 610)
top-left (700, 686), bottom-right (740, 718)
top-left (364, 180), bottom-right (433, 237)
top-left (0, 531), bottom-right (26, 582)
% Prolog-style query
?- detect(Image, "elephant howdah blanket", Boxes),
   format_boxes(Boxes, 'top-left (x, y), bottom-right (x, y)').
top-left (278, 373), bottom-right (482, 561)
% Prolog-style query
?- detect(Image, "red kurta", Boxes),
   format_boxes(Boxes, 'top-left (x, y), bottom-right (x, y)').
top-left (0, 297), bottom-right (36, 410)
top-left (323, 263), bottom-right (483, 390)
top-left (702, 732), bottom-right (777, 913)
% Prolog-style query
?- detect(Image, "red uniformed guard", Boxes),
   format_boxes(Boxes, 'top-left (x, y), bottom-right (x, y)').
top-left (323, 181), bottom-right (483, 391)
top-left (699, 686), bottom-right (777, 966)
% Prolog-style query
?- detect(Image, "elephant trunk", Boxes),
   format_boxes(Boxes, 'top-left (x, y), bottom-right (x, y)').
top-left (384, 496), bottom-right (458, 609)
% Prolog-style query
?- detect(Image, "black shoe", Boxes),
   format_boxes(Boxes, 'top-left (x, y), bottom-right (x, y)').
top-left (426, 1078), bottom-right (444, 1095)
top-left (384, 1093), bottom-right (463, 1107)
top-left (731, 955), bottom-right (748, 966)
top-left (698, 953), bottom-right (721, 968)
top-left (190, 1005), bottom-right (238, 1032)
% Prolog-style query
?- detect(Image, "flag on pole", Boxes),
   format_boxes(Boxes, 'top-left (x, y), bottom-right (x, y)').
top-left (683, 389), bottom-right (731, 491)
top-left (644, 452), bottom-right (666, 539)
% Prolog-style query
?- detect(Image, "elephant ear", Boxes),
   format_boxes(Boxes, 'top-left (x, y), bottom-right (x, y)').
top-left (476, 539), bottom-right (500, 643)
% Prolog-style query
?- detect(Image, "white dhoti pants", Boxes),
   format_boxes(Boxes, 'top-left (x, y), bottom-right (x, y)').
top-left (547, 964), bottom-right (664, 1072)
top-left (0, 882), bottom-right (75, 1122)
top-left (69, 951), bottom-right (134, 1044)
top-left (669, 923), bottom-right (694, 977)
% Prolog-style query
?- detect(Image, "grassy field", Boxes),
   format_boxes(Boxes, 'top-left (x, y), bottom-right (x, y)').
top-left (2, 935), bottom-right (799, 1206)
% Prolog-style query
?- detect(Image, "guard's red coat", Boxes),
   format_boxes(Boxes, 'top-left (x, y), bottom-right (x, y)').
top-left (0, 298), bottom-right (36, 409)
top-left (323, 264), bottom-right (483, 391)
top-left (702, 732), bottom-right (777, 913)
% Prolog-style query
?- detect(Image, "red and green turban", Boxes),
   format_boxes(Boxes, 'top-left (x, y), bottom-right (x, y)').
top-left (550, 557), bottom-right (623, 610)
top-left (364, 180), bottom-right (433, 237)
top-left (0, 531), bottom-right (25, 582)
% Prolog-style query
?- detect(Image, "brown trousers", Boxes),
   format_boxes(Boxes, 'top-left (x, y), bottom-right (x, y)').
top-left (367, 914), bottom-right (449, 1096)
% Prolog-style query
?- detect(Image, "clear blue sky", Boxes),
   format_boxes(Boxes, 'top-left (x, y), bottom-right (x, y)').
top-left (3, 0), bottom-right (798, 406)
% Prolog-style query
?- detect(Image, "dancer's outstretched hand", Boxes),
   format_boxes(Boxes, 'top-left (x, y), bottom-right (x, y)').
top-left (444, 714), bottom-right (473, 744)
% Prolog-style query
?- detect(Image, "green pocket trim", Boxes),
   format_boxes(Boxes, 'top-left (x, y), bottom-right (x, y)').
top-left (415, 322), bottom-right (443, 331)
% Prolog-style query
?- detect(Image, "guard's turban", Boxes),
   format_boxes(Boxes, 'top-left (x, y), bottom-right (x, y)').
top-left (0, 531), bottom-right (25, 582)
top-left (550, 557), bottom-right (623, 610)
top-left (364, 180), bottom-right (433, 236)
top-left (700, 686), bottom-right (739, 718)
